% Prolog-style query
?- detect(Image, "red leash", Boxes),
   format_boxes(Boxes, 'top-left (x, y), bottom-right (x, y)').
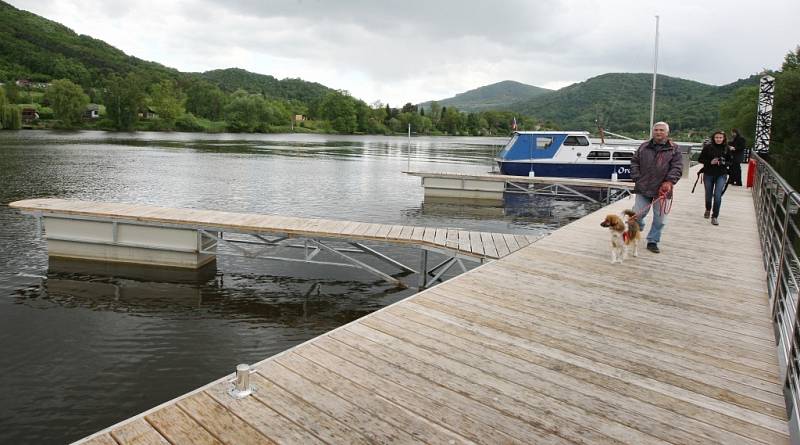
top-left (634, 192), bottom-right (672, 221)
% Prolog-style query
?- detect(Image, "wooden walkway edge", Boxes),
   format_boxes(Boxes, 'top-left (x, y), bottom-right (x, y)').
top-left (75, 164), bottom-right (787, 444)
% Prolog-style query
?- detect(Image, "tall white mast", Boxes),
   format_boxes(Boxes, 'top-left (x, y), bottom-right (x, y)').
top-left (648, 15), bottom-right (659, 138)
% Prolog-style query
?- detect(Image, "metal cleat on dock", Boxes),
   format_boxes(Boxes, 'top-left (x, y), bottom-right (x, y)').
top-left (227, 364), bottom-right (256, 399)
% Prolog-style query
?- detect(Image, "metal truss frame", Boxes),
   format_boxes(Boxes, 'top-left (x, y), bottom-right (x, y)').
top-left (25, 210), bottom-right (484, 289)
top-left (504, 180), bottom-right (631, 204)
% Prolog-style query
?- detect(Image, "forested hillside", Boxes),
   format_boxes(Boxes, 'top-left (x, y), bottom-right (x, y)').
top-left (0, 1), bottom-right (335, 105)
top-left (0, 1), bottom-right (357, 133)
top-left (198, 68), bottom-right (333, 104)
top-left (0, 1), bottom-right (176, 85)
top-left (509, 73), bottom-right (760, 136)
top-left (420, 80), bottom-right (551, 112)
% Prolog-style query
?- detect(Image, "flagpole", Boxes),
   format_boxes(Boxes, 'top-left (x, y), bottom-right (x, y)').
top-left (648, 15), bottom-right (659, 138)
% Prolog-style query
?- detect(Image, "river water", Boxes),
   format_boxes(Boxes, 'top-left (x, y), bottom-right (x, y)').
top-left (0, 130), bottom-right (599, 444)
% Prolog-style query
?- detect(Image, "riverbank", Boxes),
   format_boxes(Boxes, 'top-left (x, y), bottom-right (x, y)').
top-left (16, 118), bottom-right (516, 137)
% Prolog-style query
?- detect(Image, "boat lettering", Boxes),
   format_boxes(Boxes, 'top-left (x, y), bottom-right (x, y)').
top-left (617, 166), bottom-right (630, 174)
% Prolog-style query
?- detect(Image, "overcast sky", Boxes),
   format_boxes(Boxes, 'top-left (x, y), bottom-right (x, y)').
top-left (9, 0), bottom-right (800, 105)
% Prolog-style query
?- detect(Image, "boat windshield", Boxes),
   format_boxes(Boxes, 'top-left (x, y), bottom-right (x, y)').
top-left (498, 134), bottom-right (519, 158)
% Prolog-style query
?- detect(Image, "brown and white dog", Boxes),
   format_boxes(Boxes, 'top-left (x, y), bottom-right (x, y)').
top-left (600, 209), bottom-right (641, 263)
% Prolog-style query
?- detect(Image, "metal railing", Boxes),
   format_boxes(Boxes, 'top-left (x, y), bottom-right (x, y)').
top-left (751, 153), bottom-right (800, 441)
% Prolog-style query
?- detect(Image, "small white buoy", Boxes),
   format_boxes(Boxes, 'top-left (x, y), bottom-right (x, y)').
top-left (611, 171), bottom-right (618, 182)
top-left (528, 170), bottom-right (536, 178)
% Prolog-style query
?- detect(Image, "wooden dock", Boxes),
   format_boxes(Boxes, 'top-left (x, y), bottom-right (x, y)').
top-left (75, 164), bottom-right (786, 444)
top-left (9, 198), bottom-right (537, 262)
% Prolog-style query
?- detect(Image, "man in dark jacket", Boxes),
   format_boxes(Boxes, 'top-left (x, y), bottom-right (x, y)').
top-left (728, 128), bottom-right (746, 186)
top-left (630, 121), bottom-right (684, 253)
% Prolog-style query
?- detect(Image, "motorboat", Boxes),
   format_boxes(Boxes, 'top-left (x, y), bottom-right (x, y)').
top-left (494, 131), bottom-right (638, 180)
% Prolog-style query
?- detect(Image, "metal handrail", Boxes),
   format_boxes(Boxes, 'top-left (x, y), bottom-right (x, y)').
top-left (751, 153), bottom-right (800, 443)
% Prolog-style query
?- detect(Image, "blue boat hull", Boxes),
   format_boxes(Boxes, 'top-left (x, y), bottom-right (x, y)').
top-left (499, 161), bottom-right (632, 180)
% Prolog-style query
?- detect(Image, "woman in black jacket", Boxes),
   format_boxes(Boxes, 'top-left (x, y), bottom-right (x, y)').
top-left (698, 130), bottom-right (733, 225)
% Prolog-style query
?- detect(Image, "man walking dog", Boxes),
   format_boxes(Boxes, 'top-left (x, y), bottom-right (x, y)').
top-left (630, 121), bottom-right (684, 253)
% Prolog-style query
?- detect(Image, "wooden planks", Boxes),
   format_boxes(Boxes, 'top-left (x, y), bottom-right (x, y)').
top-left (9, 198), bottom-right (536, 260)
top-left (145, 405), bottom-right (222, 445)
top-left (110, 419), bottom-right (170, 445)
top-left (72, 163), bottom-right (788, 445)
top-left (81, 434), bottom-right (118, 445)
top-left (176, 392), bottom-right (274, 444)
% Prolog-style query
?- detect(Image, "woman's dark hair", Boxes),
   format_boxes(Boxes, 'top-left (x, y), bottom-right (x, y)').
top-left (711, 130), bottom-right (728, 146)
top-left (731, 128), bottom-right (740, 136)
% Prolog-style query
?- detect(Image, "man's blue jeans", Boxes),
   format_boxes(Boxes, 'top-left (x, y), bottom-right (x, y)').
top-left (634, 193), bottom-right (668, 244)
top-left (703, 174), bottom-right (727, 218)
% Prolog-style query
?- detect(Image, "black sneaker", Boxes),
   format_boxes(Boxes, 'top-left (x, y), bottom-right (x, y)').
top-left (646, 243), bottom-right (660, 253)
top-left (704, 210), bottom-right (710, 219)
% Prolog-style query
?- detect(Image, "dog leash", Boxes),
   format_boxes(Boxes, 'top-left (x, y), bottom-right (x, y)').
top-left (633, 193), bottom-right (671, 221)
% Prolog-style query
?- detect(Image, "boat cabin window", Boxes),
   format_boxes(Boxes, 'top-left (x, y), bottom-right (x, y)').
top-left (586, 150), bottom-right (611, 160)
top-left (563, 136), bottom-right (590, 146)
top-left (613, 151), bottom-right (634, 160)
top-left (536, 137), bottom-right (554, 149)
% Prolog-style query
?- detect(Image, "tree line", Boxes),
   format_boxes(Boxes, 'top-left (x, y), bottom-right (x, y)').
top-left (0, 73), bottom-right (537, 135)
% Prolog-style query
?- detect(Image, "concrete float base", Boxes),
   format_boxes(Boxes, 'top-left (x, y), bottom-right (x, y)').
top-left (421, 176), bottom-right (505, 201)
top-left (44, 217), bottom-right (216, 269)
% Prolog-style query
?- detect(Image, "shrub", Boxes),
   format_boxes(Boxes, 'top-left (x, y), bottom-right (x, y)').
top-left (2, 105), bottom-right (22, 129)
top-left (174, 113), bottom-right (204, 132)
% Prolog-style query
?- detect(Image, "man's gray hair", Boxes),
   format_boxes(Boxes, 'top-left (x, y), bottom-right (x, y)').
top-left (653, 121), bottom-right (670, 132)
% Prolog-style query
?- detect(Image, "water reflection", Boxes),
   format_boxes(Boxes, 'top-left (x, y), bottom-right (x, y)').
top-left (17, 259), bottom-right (408, 327)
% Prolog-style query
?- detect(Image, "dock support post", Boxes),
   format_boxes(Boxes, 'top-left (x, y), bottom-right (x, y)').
top-left (418, 249), bottom-right (429, 289)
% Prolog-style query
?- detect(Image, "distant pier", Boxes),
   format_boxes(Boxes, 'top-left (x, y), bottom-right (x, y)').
top-left (405, 171), bottom-right (634, 203)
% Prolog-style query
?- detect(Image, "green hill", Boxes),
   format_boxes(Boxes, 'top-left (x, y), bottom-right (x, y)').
top-left (421, 80), bottom-right (551, 112)
top-left (198, 68), bottom-right (333, 103)
top-left (509, 72), bottom-right (760, 134)
top-left (0, 0), bottom-right (177, 85)
top-left (0, 1), bottom-right (333, 103)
